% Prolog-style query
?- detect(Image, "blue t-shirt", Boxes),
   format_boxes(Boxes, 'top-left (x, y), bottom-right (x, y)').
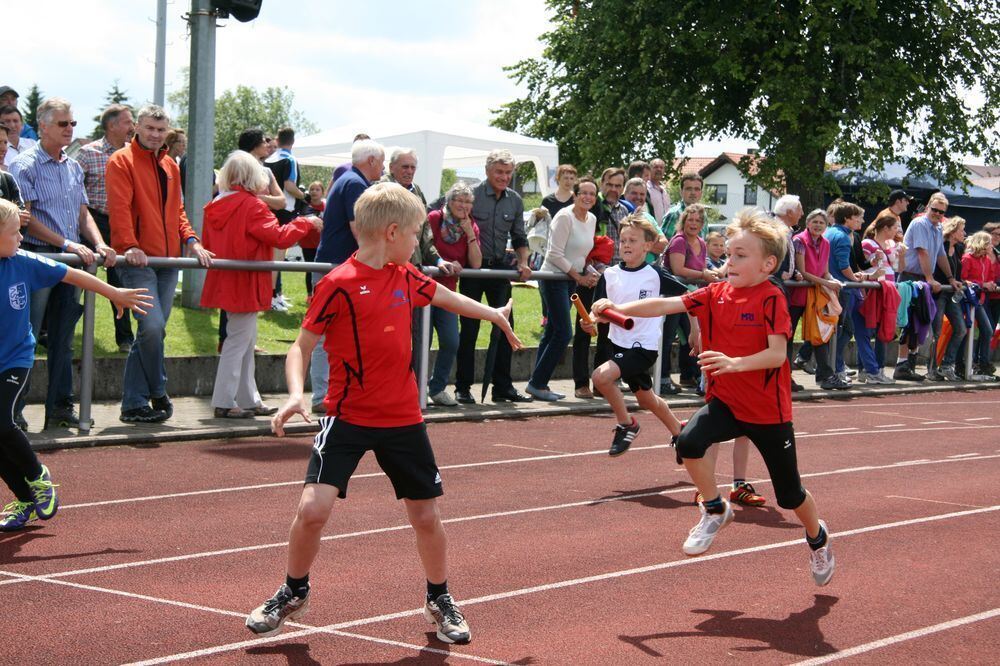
top-left (316, 166), bottom-right (370, 264)
top-left (902, 215), bottom-right (945, 276)
top-left (0, 250), bottom-right (67, 371)
top-left (824, 224), bottom-right (853, 282)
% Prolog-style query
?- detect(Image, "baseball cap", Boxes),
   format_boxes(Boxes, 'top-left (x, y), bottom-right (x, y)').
top-left (888, 189), bottom-right (913, 204)
top-left (0, 86), bottom-right (19, 98)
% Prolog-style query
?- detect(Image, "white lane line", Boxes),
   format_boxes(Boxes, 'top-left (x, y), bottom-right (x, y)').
top-left (0, 571), bottom-right (508, 666)
top-left (825, 427), bottom-right (858, 432)
top-left (875, 424), bottom-right (905, 428)
top-left (885, 495), bottom-right (986, 509)
top-left (494, 444), bottom-right (567, 454)
top-left (56, 424), bottom-right (1000, 512)
top-left (791, 607), bottom-right (1000, 665)
top-left (6, 452), bottom-right (1000, 587)
top-left (947, 453), bottom-right (981, 459)
top-left (87, 505), bottom-right (1000, 666)
top-left (923, 421), bottom-right (950, 425)
top-left (964, 417), bottom-right (992, 421)
top-left (798, 399), bottom-right (1000, 410)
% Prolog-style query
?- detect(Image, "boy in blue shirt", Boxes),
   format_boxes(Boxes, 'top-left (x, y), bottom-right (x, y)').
top-left (0, 200), bottom-right (151, 531)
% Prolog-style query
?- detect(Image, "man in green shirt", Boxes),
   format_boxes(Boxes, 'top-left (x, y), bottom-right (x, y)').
top-left (661, 172), bottom-right (705, 239)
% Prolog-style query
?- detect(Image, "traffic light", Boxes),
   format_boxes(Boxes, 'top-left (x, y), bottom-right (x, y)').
top-left (212, 0), bottom-right (262, 22)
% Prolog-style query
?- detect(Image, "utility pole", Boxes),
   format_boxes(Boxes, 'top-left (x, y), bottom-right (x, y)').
top-left (181, 0), bottom-right (216, 307)
top-left (153, 0), bottom-right (167, 105)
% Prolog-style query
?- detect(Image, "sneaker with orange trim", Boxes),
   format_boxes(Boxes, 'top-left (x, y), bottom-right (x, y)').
top-left (730, 481), bottom-right (766, 507)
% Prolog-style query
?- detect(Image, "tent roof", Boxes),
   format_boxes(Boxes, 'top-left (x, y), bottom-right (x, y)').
top-left (833, 163), bottom-right (1000, 211)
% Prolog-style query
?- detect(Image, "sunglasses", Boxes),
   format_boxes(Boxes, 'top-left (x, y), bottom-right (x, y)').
top-left (930, 207), bottom-right (947, 215)
top-left (55, 120), bottom-right (78, 128)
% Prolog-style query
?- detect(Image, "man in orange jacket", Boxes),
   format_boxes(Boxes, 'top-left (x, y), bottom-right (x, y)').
top-left (107, 104), bottom-right (214, 423)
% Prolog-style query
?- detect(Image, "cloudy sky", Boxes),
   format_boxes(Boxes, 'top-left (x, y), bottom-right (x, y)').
top-left (9, 0), bottom-right (753, 157)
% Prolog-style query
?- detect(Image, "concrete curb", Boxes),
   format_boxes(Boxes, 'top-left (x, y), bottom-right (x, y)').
top-left (31, 381), bottom-right (1000, 452)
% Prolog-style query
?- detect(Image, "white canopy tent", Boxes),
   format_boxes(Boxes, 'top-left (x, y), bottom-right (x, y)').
top-left (294, 114), bottom-right (560, 199)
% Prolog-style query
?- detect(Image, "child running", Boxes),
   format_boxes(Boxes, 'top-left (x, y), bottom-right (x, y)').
top-left (246, 182), bottom-right (523, 644)
top-left (593, 209), bottom-right (834, 585)
top-left (583, 214), bottom-right (687, 454)
top-left (0, 200), bottom-right (151, 531)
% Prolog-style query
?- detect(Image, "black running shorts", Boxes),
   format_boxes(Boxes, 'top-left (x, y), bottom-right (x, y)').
top-left (609, 343), bottom-right (658, 393)
top-left (305, 418), bottom-right (443, 500)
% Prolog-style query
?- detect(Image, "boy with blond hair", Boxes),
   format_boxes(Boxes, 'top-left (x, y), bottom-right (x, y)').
top-left (246, 182), bottom-right (523, 644)
top-left (585, 213), bottom-right (687, 454)
top-left (593, 209), bottom-right (834, 586)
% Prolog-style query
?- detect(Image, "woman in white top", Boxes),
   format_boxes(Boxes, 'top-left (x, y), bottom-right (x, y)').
top-left (525, 177), bottom-right (599, 401)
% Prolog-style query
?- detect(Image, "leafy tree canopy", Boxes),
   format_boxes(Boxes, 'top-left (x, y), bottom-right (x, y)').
top-left (494, 0), bottom-right (999, 208)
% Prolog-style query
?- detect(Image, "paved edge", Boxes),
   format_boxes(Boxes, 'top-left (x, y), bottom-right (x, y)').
top-left (30, 381), bottom-right (1000, 452)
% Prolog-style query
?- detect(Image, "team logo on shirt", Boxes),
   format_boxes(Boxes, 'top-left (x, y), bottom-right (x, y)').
top-left (389, 289), bottom-right (408, 308)
top-left (359, 285), bottom-right (370, 295)
top-left (740, 312), bottom-right (755, 322)
top-left (8, 282), bottom-right (27, 310)
top-left (639, 289), bottom-right (651, 299)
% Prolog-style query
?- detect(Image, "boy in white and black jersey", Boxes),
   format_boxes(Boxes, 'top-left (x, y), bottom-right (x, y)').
top-left (583, 214), bottom-right (689, 455)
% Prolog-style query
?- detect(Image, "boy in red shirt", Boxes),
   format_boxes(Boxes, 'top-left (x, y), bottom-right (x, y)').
top-left (246, 183), bottom-right (522, 643)
top-left (593, 210), bottom-right (834, 586)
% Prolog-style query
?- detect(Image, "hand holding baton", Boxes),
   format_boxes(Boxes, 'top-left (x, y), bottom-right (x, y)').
top-left (602, 308), bottom-right (635, 330)
top-left (571, 293), bottom-right (597, 337)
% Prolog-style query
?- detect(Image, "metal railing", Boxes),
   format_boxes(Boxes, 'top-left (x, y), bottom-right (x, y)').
top-left (36, 253), bottom-right (984, 434)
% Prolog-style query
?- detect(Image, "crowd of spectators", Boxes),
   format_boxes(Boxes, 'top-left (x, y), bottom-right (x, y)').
top-left (2, 81), bottom-right (999, 432)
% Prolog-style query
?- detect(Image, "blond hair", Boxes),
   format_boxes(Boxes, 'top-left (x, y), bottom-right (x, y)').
top-left (726, 208), bottom-right (787, 261)
top-left (928, 192), bottom-right (949, 208)
top-left (941, 215), bottom-right (965, 238)
top-left (618, 212), bottom-right (658, 241)
top-left (0, 199), bottom-right (19, 228)
top-left (965, 231), bottom-right (992, 257)
top-left (217, 151), bottom-right (269, 194)
top-left (354, 182), bottom-right (426, 239)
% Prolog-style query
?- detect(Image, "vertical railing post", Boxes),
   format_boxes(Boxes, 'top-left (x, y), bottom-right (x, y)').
top-left (965, 311), bottom-right (975, 380)
top-left (419, 305), bottom-right (432, 409)
top-left (77, 261), bottom-right (98, 435)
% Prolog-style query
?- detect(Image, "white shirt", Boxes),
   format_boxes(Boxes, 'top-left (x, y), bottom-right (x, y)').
top-left (646, 179), bottom-right (671, 222)
top-left (599, 262), bottom-right (687, 350)
top-left (4, 137), bottom-right (36, 167)
top-left (541, 206), bottom-right (596, 274)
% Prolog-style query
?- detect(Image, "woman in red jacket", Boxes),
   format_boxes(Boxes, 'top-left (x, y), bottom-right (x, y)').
top-left (201, 151), bottom-right (322, 418)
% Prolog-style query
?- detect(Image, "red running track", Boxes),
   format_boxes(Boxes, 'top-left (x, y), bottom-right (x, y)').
top-left (1, 393), bottom-right (999, 664)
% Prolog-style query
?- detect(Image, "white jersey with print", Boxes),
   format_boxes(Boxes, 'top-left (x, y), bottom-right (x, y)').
top-left (598, 262), bottom-right (688, 350)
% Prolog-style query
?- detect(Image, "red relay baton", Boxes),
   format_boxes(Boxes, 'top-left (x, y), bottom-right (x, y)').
top-left (603, 308), bottom-right (634, 330)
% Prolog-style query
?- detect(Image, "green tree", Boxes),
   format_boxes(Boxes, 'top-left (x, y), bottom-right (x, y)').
top-left (91, 81), bottom-right (130, 139)
top-left (167, 67), bottom-right (190, 130)
top-left (439, 168), bottom-right (458, 196)
top-left (21, 84), bottom-right (43, 131)
top-left (494, 0), bottom-right (1000, 209)
top-left (213, 85), bottom-right (318, 166)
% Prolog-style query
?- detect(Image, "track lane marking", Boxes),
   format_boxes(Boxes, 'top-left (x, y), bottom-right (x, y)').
top-left (4, 453), bottom-right (999, 586)
top-left (791, 607), bottom-right (1000, 665)
top-left (494, 443), bottom-right (568, 454)
top-left (55, 424), bottom-right (1000, 512)
top-left (885, 495), bottom-right (986, 509)
top-left (31, 504), bottom-right (998, 666)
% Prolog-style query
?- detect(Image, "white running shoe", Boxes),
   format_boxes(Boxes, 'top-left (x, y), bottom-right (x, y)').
top-left (865, 370), bottom-right (895, 385)
top-left (683, 499), bottom-right (734, 555)
top-left (809, 520), bottom-right (835, 586)
top-left (271, 296), bottom-right (289, 312)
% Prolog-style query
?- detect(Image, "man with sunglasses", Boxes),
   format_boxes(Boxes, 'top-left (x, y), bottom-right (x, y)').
top-left (9, 97), bottom-right (115, 430)
top-left (895, 193), bottom-right (963, 381)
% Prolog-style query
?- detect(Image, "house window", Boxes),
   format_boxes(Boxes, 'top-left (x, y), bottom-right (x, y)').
top-left (744, 185), bottom-right (757, 206)
top-left (704, 184), bottom-right (728, 206)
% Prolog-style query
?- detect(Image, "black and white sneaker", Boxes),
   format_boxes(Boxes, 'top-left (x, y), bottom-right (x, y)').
top-left (151, 394), bottom-right (174, 420)
top-left (609, 419), bottom-right (640, 456)
top-left (119, 406), bottom-right (169, 423)
top-left (424, 593), bottom-right (471, 644)
top-left (246, 584), bottom-right (310, 637)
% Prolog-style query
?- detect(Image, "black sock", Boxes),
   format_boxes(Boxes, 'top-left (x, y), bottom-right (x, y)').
top-left (806, 525), bottom-right (828, 551)
top-left (427, 579), bottom-right (449, 601)
top-left (286, 573), bottom-right (310, 598)
top-left (702, 496), bottom-right (725, 514)
top-left (907, 353), bottom-right (918, 369)
top-left (733, 478), bottom-right (745, 489)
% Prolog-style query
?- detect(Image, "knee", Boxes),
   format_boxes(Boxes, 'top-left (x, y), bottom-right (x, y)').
top-left (591, 365), bottom-right (615, 387)
top-left (676, 430), bottom-right (708, 459)
top-left (776, 485), bottom-right (807, 510)
top-left (408, 504), bottom-right (441, 534)
top-left (295, 497), bottom-right (334, 530)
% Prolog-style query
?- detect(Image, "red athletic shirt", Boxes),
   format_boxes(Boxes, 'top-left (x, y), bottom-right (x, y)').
top-left (303, 255), bottom-right (437, 427)
top-left (682, 280), bottom-right (793, 424)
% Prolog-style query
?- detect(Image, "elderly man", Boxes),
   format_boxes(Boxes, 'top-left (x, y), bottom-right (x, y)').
top-left (77, 104), bottom-right (135, 353)
top-left (107, 104), bottom-right (211, 424)
top-left (454, 149), bottom-right (532, 404)
top-left (646, 158), bottom-right (671, 222)
top-left (381, 148), bottom-right (427, 208)
top-left (0, 106), bottom-right (37, 167)
top-left (0, 86), bottom-right (38, 139)
top-left (309, 139), bottom-right (385, 411)
top-left (9, 97), bottom-right (115, 429)
top-left (771, 194), bottom-right (805, 391)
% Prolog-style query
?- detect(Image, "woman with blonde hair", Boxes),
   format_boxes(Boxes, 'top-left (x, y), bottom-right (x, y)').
top-left (961, 231), bottom-right (998, 374)
top-left (200, 151), bottom-right (322, 418)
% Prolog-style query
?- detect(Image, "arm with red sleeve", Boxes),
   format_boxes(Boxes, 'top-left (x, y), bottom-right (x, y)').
top-left (245, 197), bottom-right (315, 250)
top-left (427, 264), bottom-right (523, 350)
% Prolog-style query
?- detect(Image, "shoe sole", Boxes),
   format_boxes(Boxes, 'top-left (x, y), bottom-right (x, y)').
top-left (683, 504), bottom-right (735, 556)
top-left (245, 601), bottom-right (309, 638)
top-left (423, 607), bottom-right (472, 644)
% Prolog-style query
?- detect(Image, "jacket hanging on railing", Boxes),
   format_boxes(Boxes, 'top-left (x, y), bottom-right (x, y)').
top-left (895, 280), bottom-right (914, 328)
top-left (803, 284), bottom-right (841, 345)
top-left (859, 280), bottom-right (902, 342)
top-left (908, 282), bottom-right (938, 345)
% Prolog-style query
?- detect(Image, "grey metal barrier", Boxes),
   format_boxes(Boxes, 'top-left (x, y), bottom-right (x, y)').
top-left (37, 253), bottom-right (978, 435)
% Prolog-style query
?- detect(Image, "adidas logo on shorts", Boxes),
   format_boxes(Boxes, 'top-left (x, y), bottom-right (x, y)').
top-left (434, 472), bottom-right (442, 484)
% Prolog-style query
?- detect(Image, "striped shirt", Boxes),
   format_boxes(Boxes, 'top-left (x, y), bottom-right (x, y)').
top-left (76, 138), bottom-right (118, 215)
top-left (9, 144), bottom-right (88, 246)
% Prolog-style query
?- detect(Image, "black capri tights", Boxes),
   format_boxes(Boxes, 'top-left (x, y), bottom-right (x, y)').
top-left (676, 398), bottom-right (807, 510)
top-left (0, 367), bottom-right (43, 502)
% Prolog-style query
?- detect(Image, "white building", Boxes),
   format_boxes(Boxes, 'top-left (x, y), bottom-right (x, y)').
top-left (695, 152), bottom-right (781, 220)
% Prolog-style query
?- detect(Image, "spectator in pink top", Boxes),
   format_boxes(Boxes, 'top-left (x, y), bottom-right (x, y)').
top-left (426, 182), bottom-right (482, 406)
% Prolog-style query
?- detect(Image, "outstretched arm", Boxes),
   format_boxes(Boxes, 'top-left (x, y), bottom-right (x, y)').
top-left (431, 287), bottom-right (523, 350)
top-left (61, 267), bottom-right (152, 318)
top-left (593, 295), bottom-right (688, 319)
top-left (272, 328), bottom-right (321, 437)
